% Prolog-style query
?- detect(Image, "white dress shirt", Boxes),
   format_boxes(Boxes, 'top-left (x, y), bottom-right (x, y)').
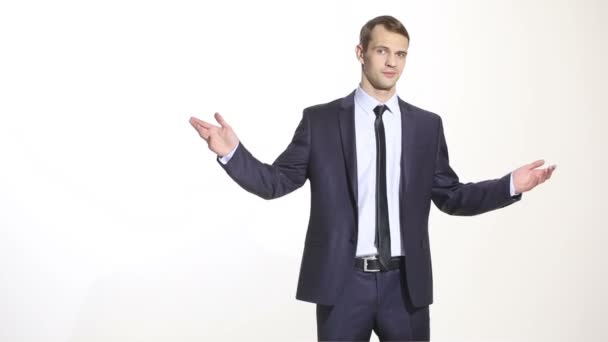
top-left (353, 86), bottom-right (404, 257)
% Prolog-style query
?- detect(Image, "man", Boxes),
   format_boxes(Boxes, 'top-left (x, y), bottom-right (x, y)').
top-left (190, 15), bottom-right (555, 342)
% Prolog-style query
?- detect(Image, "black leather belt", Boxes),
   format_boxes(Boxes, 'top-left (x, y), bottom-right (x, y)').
top-left (355, 255), bottom-right (404, 272)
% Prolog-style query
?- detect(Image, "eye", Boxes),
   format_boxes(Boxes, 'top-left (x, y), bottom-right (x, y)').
top-left (397, 52), bottom-right (407, 58)
top-left (376, 48), bottom-right (387, 54)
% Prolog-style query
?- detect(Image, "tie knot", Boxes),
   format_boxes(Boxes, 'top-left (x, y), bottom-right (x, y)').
top-left (374, 105), bottom-right (388, 118)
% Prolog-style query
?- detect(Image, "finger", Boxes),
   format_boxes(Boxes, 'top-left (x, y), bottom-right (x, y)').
top-left (214, 112), bottom-right (231, 129)
top-left (198, 127), bottom-right (211, 140)
top-left (527, 159), bottom-right (545, 170)
top-left (535, 174), bottom-right (543, 186)
top-left (190, 116), bottom-right (215, 129)
top-left (539, 164), bottom-right (555, 180)
top-left (189, 119), bottom-right (203, 131)
top-left (191, 123), bottom-right (212, 140)
top-left (546, 165), bottom-right (556, 179)
top-left (189, 119), bottom-right (205, 133)
top-left (534, 172), bottom-right (543, 185)
top-left (534, 169), bottom-right (545, 181)
top-left (189, 116), bottom-right (204, 126)
top-left (539, 169), bottom-right (549, 183)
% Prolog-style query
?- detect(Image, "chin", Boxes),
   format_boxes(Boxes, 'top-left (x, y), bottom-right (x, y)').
top-left (373, 79), bottom-right (397, 90)
top-left (375, 82), bottom-right (396, 91)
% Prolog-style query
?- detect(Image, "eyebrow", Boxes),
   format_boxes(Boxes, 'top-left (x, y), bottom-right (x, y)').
top-left (374, 45), bottom-right (408, 54)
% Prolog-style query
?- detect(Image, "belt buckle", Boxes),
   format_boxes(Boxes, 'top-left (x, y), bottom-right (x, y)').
top-left (363, 255), bottom-right (380, 272)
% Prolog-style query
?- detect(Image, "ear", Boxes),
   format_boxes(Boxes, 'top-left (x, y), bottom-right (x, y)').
top-left (355, 44), bottom-right (365, 65)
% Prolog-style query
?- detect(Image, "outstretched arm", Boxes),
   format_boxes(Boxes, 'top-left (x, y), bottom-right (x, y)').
top-left (431, 118), bottom-right (556, 215)
top-left (190, 112), bottom-right (310, 200)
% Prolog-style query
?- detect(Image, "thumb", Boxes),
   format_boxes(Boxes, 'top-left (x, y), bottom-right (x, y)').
top-left (527, 159), bottom-right (545, 170)
top-left (214, 112), bottom-right (230, 129)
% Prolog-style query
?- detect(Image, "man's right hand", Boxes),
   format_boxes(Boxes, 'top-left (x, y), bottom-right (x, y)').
top-left (189, 113), bottom-right (239, 157)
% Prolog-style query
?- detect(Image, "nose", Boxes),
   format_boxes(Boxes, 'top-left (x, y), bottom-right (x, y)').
top-left (385, 54), bottom-right (396, 68)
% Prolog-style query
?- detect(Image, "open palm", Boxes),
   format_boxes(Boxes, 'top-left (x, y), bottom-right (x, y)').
top-left (512, 159), bottom-right (556, 194)
top-left (189, 113), bottom-right (239, 157)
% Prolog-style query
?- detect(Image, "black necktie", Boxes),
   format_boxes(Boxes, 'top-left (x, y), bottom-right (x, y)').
top-left (373, 104), bottom-right (391, 270)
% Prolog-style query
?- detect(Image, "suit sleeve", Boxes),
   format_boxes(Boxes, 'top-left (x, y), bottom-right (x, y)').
top-left (431, 117), bottom-right (522, 215)
top-left (216, 110), bottom-right (311, 200)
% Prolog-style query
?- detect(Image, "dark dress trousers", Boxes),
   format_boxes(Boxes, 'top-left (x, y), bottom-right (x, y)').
top-left (217, 90), bottom-right (521, 309)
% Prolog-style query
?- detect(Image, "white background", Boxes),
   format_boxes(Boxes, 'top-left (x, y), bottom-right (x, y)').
top-left (1, 0), bottom-right (606, 341)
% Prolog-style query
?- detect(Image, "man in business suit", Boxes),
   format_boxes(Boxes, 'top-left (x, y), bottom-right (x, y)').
top-left (190, 15), bottom-right (555, 342)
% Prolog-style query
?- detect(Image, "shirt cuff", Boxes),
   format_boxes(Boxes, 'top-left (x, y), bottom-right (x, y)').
top-left (509, 172), bottom-right (519, 197)
top-left (218, 142), bottom-right (239, 165)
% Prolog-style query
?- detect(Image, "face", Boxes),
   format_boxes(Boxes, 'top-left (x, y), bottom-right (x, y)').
top-left (356, 25), bottom-right (409, 92)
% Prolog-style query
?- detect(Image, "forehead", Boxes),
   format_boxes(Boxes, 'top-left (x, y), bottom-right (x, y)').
top-left (368, 25), bottom-right (409, 49)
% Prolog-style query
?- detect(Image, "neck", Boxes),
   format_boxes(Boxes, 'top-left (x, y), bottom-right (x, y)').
top-left (359, 79), bottom-right (396, 103)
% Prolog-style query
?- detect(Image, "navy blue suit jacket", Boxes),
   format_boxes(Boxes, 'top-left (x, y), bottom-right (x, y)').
top-left (218, 90), bottom-right (521, 307)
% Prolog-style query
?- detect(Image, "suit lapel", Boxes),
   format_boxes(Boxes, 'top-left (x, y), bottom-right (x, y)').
top-left (337, 91), bottom-right (358, 213)
top-left (398, 98), bottom-right (416, 214)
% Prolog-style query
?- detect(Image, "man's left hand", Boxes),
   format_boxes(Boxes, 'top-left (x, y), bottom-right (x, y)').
top-left (513, 160), bottom-right (557, 194)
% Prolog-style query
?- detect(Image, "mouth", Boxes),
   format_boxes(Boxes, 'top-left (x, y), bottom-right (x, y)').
top-left (382, 72), bottom-right (397, 78)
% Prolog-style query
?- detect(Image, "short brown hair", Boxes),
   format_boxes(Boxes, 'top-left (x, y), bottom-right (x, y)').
top-left (359, 15), bottom-right (410, 51)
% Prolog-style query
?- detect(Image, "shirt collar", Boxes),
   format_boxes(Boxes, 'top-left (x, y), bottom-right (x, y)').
top-left (355, 85), bottom-right (399, 118)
